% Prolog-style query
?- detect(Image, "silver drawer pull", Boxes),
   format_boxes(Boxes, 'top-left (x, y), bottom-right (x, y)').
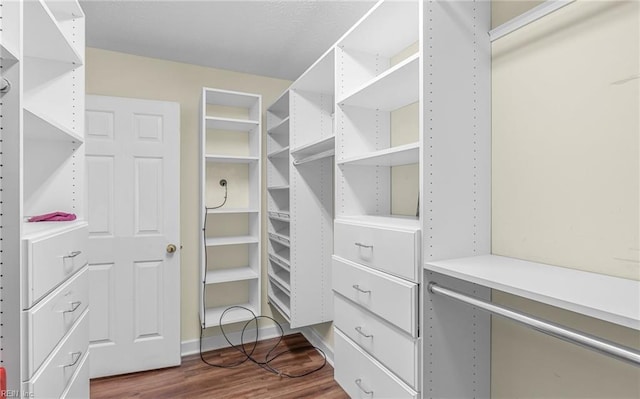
top-left (62, 301), bottom-right (82, 314)
top-left (355, 326), bottom-right (373, 338)
top-left (62, 351), bottom-right (82, 368)
top-left (355, 379), bottom-right (373, 395)
top-left (354, 242), bottom-right (373, 249)
top-left (64, 251), bottom-right (82, 259)
top-left (352, 284), bottom-right (371, 294)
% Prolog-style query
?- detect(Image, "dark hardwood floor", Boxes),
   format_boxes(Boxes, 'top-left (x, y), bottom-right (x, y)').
top-left (90, 333), bottom-right (348, 399)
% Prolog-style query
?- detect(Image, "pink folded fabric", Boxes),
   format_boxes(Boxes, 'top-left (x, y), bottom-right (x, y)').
top-left (28, 212), bottom-right (77, 222)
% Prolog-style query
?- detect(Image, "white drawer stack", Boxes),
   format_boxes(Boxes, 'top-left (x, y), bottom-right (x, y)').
top-left (21, 222), bottom-right (90, 398)
top-left (333, 217), bottom-right (420, 398)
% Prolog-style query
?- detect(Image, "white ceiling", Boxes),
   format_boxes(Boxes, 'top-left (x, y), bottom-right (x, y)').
top-left (80, 0), bottom-right (376, 81)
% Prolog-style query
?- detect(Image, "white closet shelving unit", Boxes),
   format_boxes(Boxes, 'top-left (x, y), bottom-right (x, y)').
top-left (199, 88), bottom-right (262, 327)
top-left (1, 0), bottom-right (90, 395)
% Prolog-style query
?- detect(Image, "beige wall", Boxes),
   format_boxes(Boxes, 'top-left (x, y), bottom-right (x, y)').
top-left (85, 48), bottom-right (291, 343)
top-left (492, 0), bottom-right (639, 397)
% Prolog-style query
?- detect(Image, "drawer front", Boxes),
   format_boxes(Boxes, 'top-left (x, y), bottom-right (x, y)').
top-left (334, 221), bottom-right (418, 281)
top-left (333, 256), bottom-right (417, 336)
top-left (334, 329), bottom-right (418, 399)
top-left (334, 294), bottom-right (418, 388)
top-left (60, 351), bottom-right (90, 399)
top-left (26, 310), bottom-right (89, 399)
top-left (25, 267), bottom-right (89, 378)
top-left (26, 224), bottom-right (88, 307)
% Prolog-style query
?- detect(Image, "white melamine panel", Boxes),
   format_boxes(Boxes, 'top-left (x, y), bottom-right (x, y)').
top-left (267, 91), bottom-right (289, 119)
top-left (23, 107), bottom-right (83, 143)
top-left (88, 263), bottom-right (115, 345)
top-left (24, 223), bottom-right (88, 308)
top-left (60, 351), bottom-right (89, 399)
top-left (25, 310), bottom-right (89, 399)
top-left (334, 294), bottom-right (419, 389)
top-left (290, 90), bottom-right (334, 149)
top-left (134, 260), bottom-right (163, 340)
top-left (205, 87), bottom-right (259, 109)
top-left (206, 116), bottom-right (259, 132)
top-left (334, 329), bottom-right (418, 399)
top-left (290, 135), bottom-right (335, 162)
top-left (267, 116), bottom-right (289, 136)
top-left (336, 46), bottom-right (387, 100)
top-left (24, 267), bottom-right (89, 378)
top-left (133, 113), bottom-right (163, 142)
top-left (334, 219), bottom-right (419, 281)
top-left (134, 157), bottom-right (164, 235)
top-left (337, 106), bottom-right (390, 159)
top-left (292, 48), bottom-right (335, 94)
top-left (332, 256), bottom-right (417, 336)
top-left (338, 142), bottom-right (419, 167)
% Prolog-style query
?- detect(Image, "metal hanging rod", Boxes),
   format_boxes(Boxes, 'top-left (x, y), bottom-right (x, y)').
top-left (428, 282), bottom-right (640, 367)
top-left (490, 0), bottom-right (576, 42)
top-left (292, 149), bottom-right (335, 166)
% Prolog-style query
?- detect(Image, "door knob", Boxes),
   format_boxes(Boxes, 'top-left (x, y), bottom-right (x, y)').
top-left (166, 244), bottom-right (177, 254)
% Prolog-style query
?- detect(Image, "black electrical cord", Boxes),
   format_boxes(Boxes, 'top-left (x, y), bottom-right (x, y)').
top-left (199, 183), bottom-right (326, 377)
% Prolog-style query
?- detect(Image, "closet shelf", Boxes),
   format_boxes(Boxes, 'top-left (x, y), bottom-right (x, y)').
top-left (46, 0), bottom-right (85, 21)
top-left (203, 304), bottom-right (258, 328)
top-left (22, 219), bottom-right (87, 241)
top-left (267, 146), bottom-right (290, 159)
top-left (337, 0), bottom-right (419, 57)
top-left (24, 0), bottom-right (83, 65)
top-left (425, 255), bottom-right (640, 331)
top-left (268, 252), bottom-right (291, 272)
top-left (1, 42), bottom-right (19, 63)
top-left (205, 267), bottom-right (259, 285)
top-left (267, 185), bottom-right (290, 191)
top-left (205, 235), bottom-right (258, 247)
top-left (338, 142), bottom-right (419, 166)
top-left (268, 211), bottom-right (290, 222)
top-left (205, 154), bottom-right (258, 164)
top-left (268, 270), bottom-right (291, 294)
top-left (24, 107), bottom-right (83, 143)
top-left (290, 135), bottom-right (335, 163)
top-left (267, 91), bottom-right (290, 118)
top-left (267, 117), bottom-right (290, 135)
top-left (337, 214), bottom-right (420, 231)
top-left (268, 292), bottom-right (291, 321)
top-left (338, 53), bottom-right (419, 111)
top-left (205, 116), bottom-right (259, 132)
top-left (207, 207), bottom-right (259, 215)
top-left (268, 232), bottom-right (290, 247)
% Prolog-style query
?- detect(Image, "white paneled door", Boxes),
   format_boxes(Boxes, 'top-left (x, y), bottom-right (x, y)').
top-left (85, 95), bottom-right (180, 378)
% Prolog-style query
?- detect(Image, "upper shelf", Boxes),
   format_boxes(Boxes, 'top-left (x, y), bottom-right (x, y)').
top-left (268, 117), bottom-right (290, 136)
top-left (291, 135), bottom-right (335, 165)
top-left (24, 106), bottom-right (83, 143)
top-left (338, 142), bottom-right (419, 167)
top-left (205, 155), bottom-right (259, 164)
top-left (425, 255), bottom-right (640, 331)
top-left (337, 0), bottom-right (418, 57)
top-left (205, 116), bottom-right (259, 132)
top-left (338, 54), bottom-right (419, 111)
top-left (204, 87), bottom-right (260, 108)
top-left (267, 146), bottom-right (290, 159)
top-left (23, 0), bottom-right (83, 65)
top-left (267, 90), bottom-right (290, 118)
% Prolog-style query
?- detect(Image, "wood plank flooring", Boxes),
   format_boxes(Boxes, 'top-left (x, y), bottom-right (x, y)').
top-left (90, 333), bottom-right (348, 399)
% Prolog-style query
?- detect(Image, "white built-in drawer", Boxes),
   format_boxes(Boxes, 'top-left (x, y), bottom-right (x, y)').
top-left (25, 309), bottom-right (89, 399)
top-left (334, 328), bottom-right (418, 399)
top-left (333, 256), bottom-right (418, 336)
top-left (24, 223), bottom-right (88, 307)
top-left (334, 294), bottom-right (419, 388)
top-left (334, 219), bottom-right (419, 281)
top-left (60, 351), bottom-right (89, 399)
top-left (24, 267), bottom-right (89, 378)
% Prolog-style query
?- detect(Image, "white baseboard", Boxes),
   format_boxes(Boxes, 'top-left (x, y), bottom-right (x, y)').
top-left (300, 326), bottom-right (334, 367)
top-left (181, 322), bottom-right (295, 357)
top-left (181, 323), bottom-right (335, 368)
